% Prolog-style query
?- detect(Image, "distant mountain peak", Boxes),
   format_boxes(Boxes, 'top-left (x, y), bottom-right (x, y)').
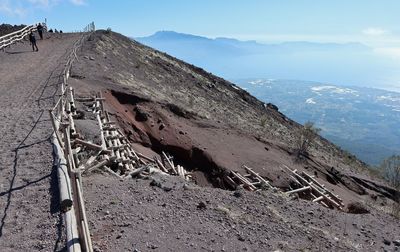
top-left (140, 31), bottom-right (211, 41)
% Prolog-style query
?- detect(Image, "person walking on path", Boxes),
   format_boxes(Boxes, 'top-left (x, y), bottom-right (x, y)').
top-left (37, 23), bottom-right (44, 40)
top-left (29, 32), bottom-right (39, 52)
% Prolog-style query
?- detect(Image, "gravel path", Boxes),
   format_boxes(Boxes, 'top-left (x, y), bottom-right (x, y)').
top-left (0, 33), bottom-right (80, 251)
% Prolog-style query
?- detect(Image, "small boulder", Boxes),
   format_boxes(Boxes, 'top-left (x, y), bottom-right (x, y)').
top-left (233, 191), bottom-right (243, 198)
top-left (266, 103), bottom-right (279, 111)
top-left (134, 106), bottom-right (149, 122)
top-left (197, 201), bottom-right (207, 210)
top-left (383, 239), bottom-right (391, 246)
top-left (346, 202), bottom-right (370, 214)
top-left (150, 178), bottom-right (162, 188)
top-left (237, 234), bottom-right (246, 241)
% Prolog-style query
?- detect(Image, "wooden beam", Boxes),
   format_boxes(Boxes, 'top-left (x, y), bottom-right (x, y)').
top-left (243, 165), bottom-right (272, 188)
top-left (312, 196), bottom-right (324, 202)
top-left (124, 167), bottom-right (147, 178)
top-left (137, 152), bottom-right (153, 162)
top-left (84, 159), bottom-right (111, 173)
top-left (74, 138), bottom-right (106, 152)
top-left (286, 186), bottom-right (311, 194)
top-left (231, 172), bottom-right (257, 191)
top-left (76, 181), bottom-right (93, 252)
top-left (50, 119), bottom-right (80, 252)
top-left (51, 131), bottom-right (73, 212)
top-left (103, 166), bottom-right (123, 178)
top-left (48, 110), bottom-right (64, 149)
top-left (96, 112), bottom-right (107, 150)
top-left (224, 175), bottom-right (238, 189)
top-left (162, 151), bottom-right (177, 174)
top-left (154, 157), bottom-right (169, 173)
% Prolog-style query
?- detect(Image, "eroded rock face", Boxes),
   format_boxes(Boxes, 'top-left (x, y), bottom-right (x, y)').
top-left (134, 105), bottom-right (150, 122)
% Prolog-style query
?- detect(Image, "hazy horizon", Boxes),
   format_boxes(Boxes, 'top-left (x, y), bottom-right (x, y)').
top-left (2, 0), bottom-right (400, 90)
top-left (137, 30), bottom-right (400, 93)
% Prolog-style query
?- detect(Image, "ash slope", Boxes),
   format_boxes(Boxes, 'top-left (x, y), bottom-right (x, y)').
top-left (69, 31), bottom-right (399, 251)
top-left (71, 31), bottom-right (399, 203)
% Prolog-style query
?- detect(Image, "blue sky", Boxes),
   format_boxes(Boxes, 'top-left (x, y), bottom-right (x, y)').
top-left (1, 0), bottom-right (400, 48)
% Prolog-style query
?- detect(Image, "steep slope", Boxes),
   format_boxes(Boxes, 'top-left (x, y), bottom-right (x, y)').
top-left (72, 31), bottom-right (391, 192)
top-left (67, 31), bottom-right (399, 250)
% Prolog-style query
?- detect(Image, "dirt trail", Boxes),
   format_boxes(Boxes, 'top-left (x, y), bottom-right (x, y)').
top-left (0, 33), bottom-right (80, 251)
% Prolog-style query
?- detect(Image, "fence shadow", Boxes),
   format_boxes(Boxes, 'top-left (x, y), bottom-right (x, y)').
top-left (0, 110), bottom-right (45, 237)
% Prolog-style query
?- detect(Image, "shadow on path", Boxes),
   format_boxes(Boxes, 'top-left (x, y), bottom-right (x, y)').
top-left (5, 50), bottom-right (34, 55)
top-left (0, 109), bottom-right (45, 237)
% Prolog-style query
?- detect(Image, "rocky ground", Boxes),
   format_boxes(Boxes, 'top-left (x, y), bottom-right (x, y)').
top-left (83, 173), bottom-right (400, 252)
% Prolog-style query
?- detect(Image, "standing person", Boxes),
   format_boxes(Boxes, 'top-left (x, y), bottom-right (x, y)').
top-left (37, 23), bottom-right (44, 40)
top-left (29, 32), bottom-right (39, 52)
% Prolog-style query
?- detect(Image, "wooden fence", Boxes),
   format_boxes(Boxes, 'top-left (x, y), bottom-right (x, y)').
top-left (48, 23), bottom-right (95, 252)
top-left (0, 24), bottom-right (37, 50)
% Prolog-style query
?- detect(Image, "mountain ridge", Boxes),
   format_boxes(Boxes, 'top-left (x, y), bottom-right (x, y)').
top-left (135, 30), bottom-right (399, 91)
top-left (137, 30), bottom-right (370, 49)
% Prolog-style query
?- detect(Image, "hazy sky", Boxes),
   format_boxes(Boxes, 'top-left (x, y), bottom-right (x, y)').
top-left (1, 0), bottom-right (400, 48)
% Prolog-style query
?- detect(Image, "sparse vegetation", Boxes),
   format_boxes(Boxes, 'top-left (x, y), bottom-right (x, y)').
top-left (188, 96), bottom-right (195, 108)
top-left (105, 27), bottom-right (112, 34)
top-left (294, 121), bottom-right (321, 159)
top-left (391, 202), bottom-right (400, 219)
top-left (380, 155), bottom-right (400, 219)
top-left (381, 155), bottom-right (400, 189)
top-left (260, 117), bottom-right (267, 128)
